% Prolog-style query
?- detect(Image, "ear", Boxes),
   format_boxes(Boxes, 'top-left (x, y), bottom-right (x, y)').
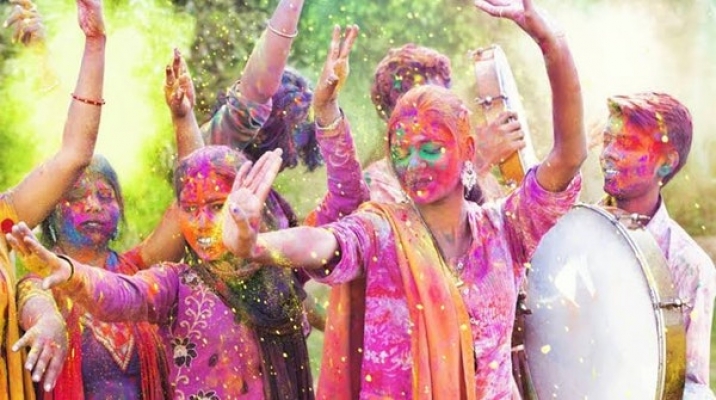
top-left (463, 135), bottom-right (476, 163)
top-left (656, 149), bottom-right (679, 178)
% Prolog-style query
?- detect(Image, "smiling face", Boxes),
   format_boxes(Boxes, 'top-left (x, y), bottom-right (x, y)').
top-left (178, 169), bottom-right (233, 262)
top-left (390, 114), bottom-right (462, 204)
top-left (54, 172), bottom-right (121, 249)
top-left (599, 115), bottom-right (667, 200)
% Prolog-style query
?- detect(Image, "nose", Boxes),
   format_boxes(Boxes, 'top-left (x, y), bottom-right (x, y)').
top-left (84, 194), bottom-right (102, 212)
top-left (407, 152), bottom-right (423, 169)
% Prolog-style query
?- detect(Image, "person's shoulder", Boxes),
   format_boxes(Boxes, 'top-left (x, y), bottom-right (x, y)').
top-left (666, 221), bottom-right (715, 283)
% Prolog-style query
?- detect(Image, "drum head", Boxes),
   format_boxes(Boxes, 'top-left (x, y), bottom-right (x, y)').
top-left (525, 204), bottom-right (662, 398)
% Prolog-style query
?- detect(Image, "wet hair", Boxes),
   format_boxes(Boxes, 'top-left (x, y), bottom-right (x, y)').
top-left (386, 85), bottom-right (482, 202)
top-left (41, 154), bottom-right (125, 247)
top-left (212, 68), bottom-right (321, 172)
top-left (371, 44), bottom-right (452, 121)
top-left (607, 92), bottom-right (693, 185)
top-left (173, 145), bottom-right (248, 199)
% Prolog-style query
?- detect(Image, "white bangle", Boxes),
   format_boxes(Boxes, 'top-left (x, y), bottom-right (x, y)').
top-left (316, 114), bottom-right (343, 131)
top-left (266, 20), bottom-right (298, 39)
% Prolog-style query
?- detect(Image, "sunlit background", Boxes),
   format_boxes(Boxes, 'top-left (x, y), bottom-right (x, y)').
top-left (1, 0), bottom-right (714, 388)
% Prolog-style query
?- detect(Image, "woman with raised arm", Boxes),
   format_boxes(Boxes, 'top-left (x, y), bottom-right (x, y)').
top-left (220, 0), bottom-right (586, 397)
top-left (15, 51), bottom-right (198, 399)
top-left (0, 0), bottom-right (106, 396)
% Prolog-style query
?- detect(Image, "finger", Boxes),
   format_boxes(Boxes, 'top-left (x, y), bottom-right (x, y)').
top-left (474, 1), bottom-right (501, 17)
top-left (42, 347), bottom-right (66, 392)
top-left (327, 24), bottom-right (341, 60)
top-left (4, 7), bottom-right (29, 28)
top-left (10, 0), bottom-right (34, 8)
top-left (500, 119), bottom-right (521, 133)
top-left (252, 151), bottom-right (283, 202)
top-left (165, 64), bottom-right (176, 88)
top-left (496, 110), bottom-right (518, 124)
top-left (338, 24), bottom-right (360, 59)
top-left (31, 342), bottom-right (52, 382)
top-left (12, 330), bottom-right (33, 353)
top-left (172, 48), bottom-right (182, 77)
top-left (230, 161), bottom-right (253, 193)
top-left (6, 233), bottom-right (30, 257)
top-left (242, 151), bottom-right (274, 191)
top-left (23, 337), bottom-right (41, 372)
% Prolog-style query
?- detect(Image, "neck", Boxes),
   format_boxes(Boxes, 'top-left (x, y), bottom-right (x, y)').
top-left (415, 190), bottom-right (471, 261)
top-left (613, 187), bottom-right (662, 218)
top-left (55, 240), bottom-right (111, 267)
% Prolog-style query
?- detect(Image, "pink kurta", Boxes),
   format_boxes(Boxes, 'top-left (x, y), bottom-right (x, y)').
top-left (311, 169), bottom-right (581, 398)
top-left (647, 200), bottom-right (716, 399)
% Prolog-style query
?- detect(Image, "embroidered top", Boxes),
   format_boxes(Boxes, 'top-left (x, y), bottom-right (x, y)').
top-left (310, 168), bottom-right (581, 399)
top-left (646, 200), bottom-right (716, 399)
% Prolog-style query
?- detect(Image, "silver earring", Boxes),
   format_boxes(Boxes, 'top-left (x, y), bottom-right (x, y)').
top-left (461, 160), bottom-right (477, 193)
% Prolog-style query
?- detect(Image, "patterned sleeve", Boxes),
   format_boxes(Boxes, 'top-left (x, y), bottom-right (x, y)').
top-left (60, 262), bottom-right (181, 326)
top-left (201, 81), bottom-right (273, 150)
top-left (500, 167), bottom-right (581, 283)
top-left (305, 211), bottom-right (384, 285)
top-left (308, 114), bottom-right (370, 226)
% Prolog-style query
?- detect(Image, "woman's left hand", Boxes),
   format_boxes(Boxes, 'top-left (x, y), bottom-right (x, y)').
top-left (12, 312), bottom-right (68, 392)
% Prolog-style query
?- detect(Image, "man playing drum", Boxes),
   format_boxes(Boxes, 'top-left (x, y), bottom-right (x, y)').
top-left (599, 92), bottom-right (715, 398)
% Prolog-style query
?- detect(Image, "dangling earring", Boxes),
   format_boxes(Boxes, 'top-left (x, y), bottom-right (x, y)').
top-left (48, 224), bottom-right (57, 244)
top-left (657, 164), bottom-right (672, 178)
top-left (461, 160), bottom-right (477, 193)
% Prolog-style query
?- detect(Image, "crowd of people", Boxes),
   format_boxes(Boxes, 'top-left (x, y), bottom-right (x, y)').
top-left (0, 0), bottom-right (713, 398)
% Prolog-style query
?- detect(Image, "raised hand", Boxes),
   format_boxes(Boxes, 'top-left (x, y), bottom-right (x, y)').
top-left (313, 24), bottom-right (359, 113)
top-left (222, 149), bottom-right (284, 259)
top-left (12, 310), bottom-right (68, 391)
top-left (77, 0), bottom-right (105, 38)
top-left (474, 0), bottom-right (557, 43)
top-left (165, 48), bottom-right (195, 119)
top-left (5, 223), bottom-right (72, 290)
top-left (4, 0), bottom-right (46, 46)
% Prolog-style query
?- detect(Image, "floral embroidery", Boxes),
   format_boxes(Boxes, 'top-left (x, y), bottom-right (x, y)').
top-left (189, 390), bottom-right (219, 400)
top-left (172, 337), bottom-right (198, 367)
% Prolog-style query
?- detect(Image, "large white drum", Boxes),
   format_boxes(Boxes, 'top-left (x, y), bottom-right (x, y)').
top-left (525, 204), bottom-right (685, 399)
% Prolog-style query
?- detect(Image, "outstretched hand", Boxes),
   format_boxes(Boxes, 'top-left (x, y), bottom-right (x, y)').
top-left (222, 149), bottom-right (283, 259)
top-left (474, 0), bottom-right (557, 43)
top-left (77, 0), bottom-right (105, 38)
top-left (4, 0), bottom-right (46, 46)
top-left (313, 24), bottom-right (359, 112)
top-left (5, 222), bottom-right (72, 290)
top-left (165, 48), bottom-right (196, 118)
top-left (12, 310), bottom-right (68, 392)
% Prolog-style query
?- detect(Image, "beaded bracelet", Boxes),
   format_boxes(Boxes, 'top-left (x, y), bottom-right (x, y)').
top-left (266, 20), bottom-right (298, 39)
top-left (316, 113), bottom-right (343, 131)
top-left (71, 93), bottom-right (105, 106)
top-left (56, 254), bottom-right (75, 282)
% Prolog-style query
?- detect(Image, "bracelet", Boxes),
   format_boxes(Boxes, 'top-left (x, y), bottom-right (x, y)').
top-left (315, 113), bottom-right (343, 131)
top-left (71, 93), bottom-right (105, 106)
top-left (266, 19), bottom-right (298, 39)
top-left (56, 254), bottom-right (75, 282)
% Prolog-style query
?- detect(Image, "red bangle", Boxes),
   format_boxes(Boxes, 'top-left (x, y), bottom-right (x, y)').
top-left (71, 93), bottom-right (105, 106)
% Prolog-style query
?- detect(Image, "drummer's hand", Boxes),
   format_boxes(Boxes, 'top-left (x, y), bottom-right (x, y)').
top-left (474, 0), bottom-right (561, 46)
top-left (4, 0), bottom-right (46, 46)
top-left (474, 110), bottom-right (525, 172)
top-left (5, 223), bottom-right (73, 289)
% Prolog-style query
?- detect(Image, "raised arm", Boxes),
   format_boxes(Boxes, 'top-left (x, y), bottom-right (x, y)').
top-left (308, 25), bottom-right (370, 225)
top-left (238, 0), bottom-right (305, 103)
top-left (10, 0), bottom-right (106, 227)
top-left (475, 0), bottom-right (586, 192)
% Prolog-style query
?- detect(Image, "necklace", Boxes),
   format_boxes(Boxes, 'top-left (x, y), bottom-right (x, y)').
top-left (411, 204), bottom-right (467, 287)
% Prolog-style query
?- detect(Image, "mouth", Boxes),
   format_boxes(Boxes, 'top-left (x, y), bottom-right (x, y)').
top-left (81, 220), bottom-right (108, 230)
top-left (197, 237), bottom-right (214, 248)
top-left (601, 160), bottom-right (618, 179)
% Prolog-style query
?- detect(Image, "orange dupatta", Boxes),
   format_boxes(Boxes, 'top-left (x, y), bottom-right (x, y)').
top-left (317, 202), bottom-right (476, 399)
top-left (0, 196), bottom-right (36, 400)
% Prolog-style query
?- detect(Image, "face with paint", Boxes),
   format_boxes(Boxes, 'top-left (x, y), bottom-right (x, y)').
top-left (390, 112), bottom-right (463, 204)
top-left (600, 114), bottom-right (671, 200)
top-left (178, 169), bottom-right (233, 262)
top-left (53, 172), bottom-right (121, 249)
